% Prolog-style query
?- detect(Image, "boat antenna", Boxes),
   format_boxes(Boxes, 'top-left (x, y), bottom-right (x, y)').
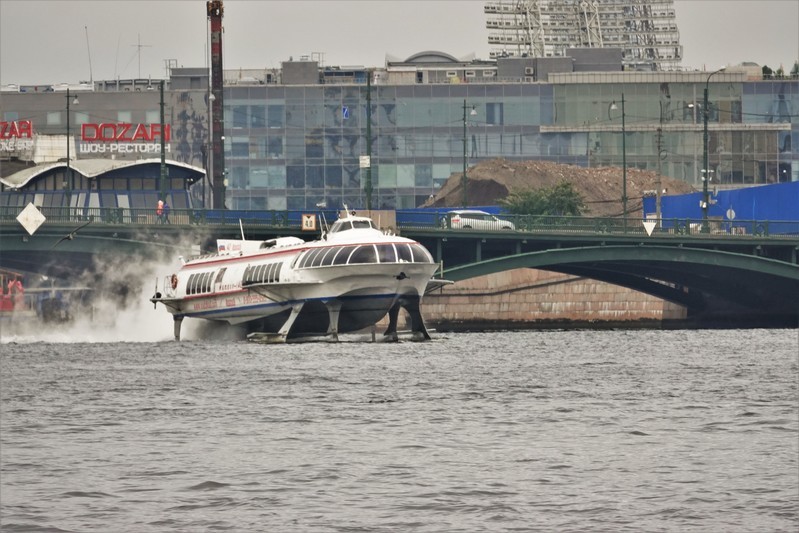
top-left (319, 212), bottom-right (329, 239)
top-left (239, 219), bottom-right (245, 240)
top-left (315, 200), bottom-right (329, 235)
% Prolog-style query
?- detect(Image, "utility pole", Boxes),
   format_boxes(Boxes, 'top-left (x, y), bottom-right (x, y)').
top-left (462, 99), bottom-right (468, 207)
top-left (64, 87), bottom-right (79, 209)
top-left (207, 0), bottom-right (226, 209)
top-left (365, 71), bottom-right (373, 210)
top-left (621, 93), bottom-right (627, 229)
top-left (461, 100), bottom-right (477, 207)
top-left (610, 94), bottom-right (627, 230)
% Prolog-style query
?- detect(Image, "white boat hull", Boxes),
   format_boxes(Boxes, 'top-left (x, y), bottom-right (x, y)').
top-left (174, 263), bottom-right (435, 336)
top-left (150, 213), bottom-right (445, 343)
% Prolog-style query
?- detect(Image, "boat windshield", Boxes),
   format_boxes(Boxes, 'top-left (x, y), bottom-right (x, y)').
top-left (329, 219), bottom-right (376, 233)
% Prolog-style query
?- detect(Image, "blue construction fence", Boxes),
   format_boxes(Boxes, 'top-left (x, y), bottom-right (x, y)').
top-left (643, 181), bottom-right (799, 233)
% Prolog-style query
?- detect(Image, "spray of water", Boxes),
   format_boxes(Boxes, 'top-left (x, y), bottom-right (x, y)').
top-left (0, 243), bottom-right (190, 344)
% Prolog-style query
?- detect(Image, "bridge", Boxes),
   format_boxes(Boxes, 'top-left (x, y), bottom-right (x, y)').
top-left (2, 206), bottom-right (798, 326)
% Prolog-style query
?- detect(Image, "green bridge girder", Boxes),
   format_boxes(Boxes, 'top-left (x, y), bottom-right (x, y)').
top-left (2, 215), bottom-right (798, 325)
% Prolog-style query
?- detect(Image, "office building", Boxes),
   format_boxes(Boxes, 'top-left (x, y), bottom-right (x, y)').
top-left (484, 0), bottom-right (682, 71)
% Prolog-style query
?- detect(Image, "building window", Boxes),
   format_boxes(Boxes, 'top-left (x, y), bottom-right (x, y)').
top-left (486, 103), bottom-right (504, 125)
top-left (145, 111), bottom-right (159, 124)
top-left (250, 106), bottom-right (266, 128)
top-left (267, 105), bottom-right (284, 128)
top-left (233, 105), bottom-right (248, 128)
top-left (47, 111), bottom-right (61, 126)
top-left (268, 137), bottom-right (283, 158)
top-left (117, 111), bottom-right (132, 123)
top-left (231, 142), bottom-right (249, 157)
top-left (465, 71), bottom-right (476, 78)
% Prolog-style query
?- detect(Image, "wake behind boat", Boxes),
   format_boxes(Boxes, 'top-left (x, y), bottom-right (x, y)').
top-left (150, 210), bottom-right (450, 342)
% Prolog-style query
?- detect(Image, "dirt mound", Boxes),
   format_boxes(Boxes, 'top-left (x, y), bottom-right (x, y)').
top-left (424, 158), bottom-right (695, 217)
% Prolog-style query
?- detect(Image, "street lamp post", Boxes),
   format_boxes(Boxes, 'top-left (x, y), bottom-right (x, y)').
top-left (462, 99), bottom-right (477, 207)
top-left (610, 94), bottom-right (627, 228)
top-left (159, 80), bottom-right (166, 203)
top-left (65, 89), bottom-right (79, 210)
top-left (702, 67), bottom-right (726, 232)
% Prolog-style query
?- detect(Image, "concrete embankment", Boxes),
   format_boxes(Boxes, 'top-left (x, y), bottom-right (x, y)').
top-left (419, 269), bottom-right (687, 331)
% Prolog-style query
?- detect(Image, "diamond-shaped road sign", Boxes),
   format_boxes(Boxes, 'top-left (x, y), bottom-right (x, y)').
top-left (16, 202), bottom-right (46, 236)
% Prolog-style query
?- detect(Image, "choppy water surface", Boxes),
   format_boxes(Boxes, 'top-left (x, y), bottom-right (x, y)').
top-left (1, 329), bottom-right (797, 532)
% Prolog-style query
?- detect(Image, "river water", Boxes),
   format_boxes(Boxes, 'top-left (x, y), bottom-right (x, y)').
top-left (1, 326), bottom-right (797, 532)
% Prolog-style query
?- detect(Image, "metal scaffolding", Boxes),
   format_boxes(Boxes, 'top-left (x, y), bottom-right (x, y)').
top-left (484, 0), bottom-right (682, 71)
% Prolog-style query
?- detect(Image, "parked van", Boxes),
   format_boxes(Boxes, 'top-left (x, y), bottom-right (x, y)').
top-left (442, 210), bottom-right (516, 230)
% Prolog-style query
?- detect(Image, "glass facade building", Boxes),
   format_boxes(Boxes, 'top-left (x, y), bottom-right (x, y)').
top-left (221, 71), bottom-right (796, 211)
top-left (2, 64), bottom-right (797, 212)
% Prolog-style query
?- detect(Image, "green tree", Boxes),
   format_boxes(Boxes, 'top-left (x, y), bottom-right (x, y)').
top-left (762, 65), bottom-right (773, 78)
top-left (791, 61), bottom-right (799, 77)
top-left (500, 181), bottom-right (584, 216)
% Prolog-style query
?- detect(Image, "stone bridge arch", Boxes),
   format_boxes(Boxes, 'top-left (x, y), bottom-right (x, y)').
top-left (443, 245), bottom-right (799, 319)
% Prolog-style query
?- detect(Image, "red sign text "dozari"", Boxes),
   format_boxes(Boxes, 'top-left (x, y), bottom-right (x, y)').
top-left (81, 123), bottom-right (171, 142)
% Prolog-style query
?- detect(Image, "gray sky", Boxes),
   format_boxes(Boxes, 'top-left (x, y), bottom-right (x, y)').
top-left (1, 0), bottom-right (797, 85)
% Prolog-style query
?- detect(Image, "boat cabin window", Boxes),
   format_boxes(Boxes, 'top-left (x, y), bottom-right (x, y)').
top-left (331, 247), bottom-right (351, 265)
top-left (410, 244), bottom-right (433, 263)
top-left (242, 262), bottom-right (282, 285)
top-left (396, 243), bottom-right (413, 263)
top-left (348, 245), bottom-right (377, 264)
top-left (376, 244), bottom-right (397, 264)
top-left (396, 243), bottom-right (433, 263)
top-left (188, 274), bottom-right (198, 295)
top-left (299, 248), bottom-right (325, 269)
top-left (187, 271), bottom-right (214, 295)
top-left (296, 243), bottom-right (433, 269)
top-left (315, 247), bottom-right (337, 267)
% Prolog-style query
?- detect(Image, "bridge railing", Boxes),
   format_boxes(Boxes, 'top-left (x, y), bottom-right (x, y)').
top-left (2, 205), bottom-right (797, 238)
top-left (394, 210), bottom-right (799, 237)
top-left (0, 206), bottom-right (335, 230)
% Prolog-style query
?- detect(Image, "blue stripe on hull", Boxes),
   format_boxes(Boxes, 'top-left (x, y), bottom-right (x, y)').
top-left (179, 293), bottom-right (399, 335)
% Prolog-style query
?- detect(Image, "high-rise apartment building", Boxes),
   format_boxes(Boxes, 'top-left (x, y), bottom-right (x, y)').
top-left (485, 0), bottom-right (682, 71)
